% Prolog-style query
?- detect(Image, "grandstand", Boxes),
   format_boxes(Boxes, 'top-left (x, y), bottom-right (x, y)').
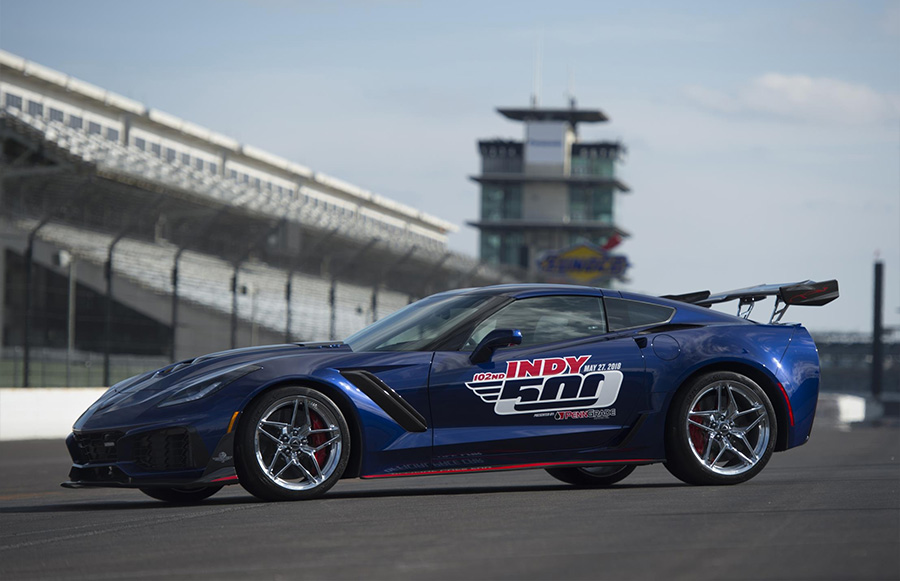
top-left (0, 50), bottom-right (522, 386)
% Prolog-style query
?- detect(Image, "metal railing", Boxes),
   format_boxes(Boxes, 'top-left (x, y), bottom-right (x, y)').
top-left (1, 347), bottom-right (168, 388)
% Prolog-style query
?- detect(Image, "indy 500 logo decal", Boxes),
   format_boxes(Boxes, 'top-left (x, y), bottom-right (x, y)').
top-left (466, 355), bottom-right (623, 416)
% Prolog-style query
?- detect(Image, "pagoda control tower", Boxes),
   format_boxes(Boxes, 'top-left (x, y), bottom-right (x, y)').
top-left (469, 103), bottom-right (631, 285)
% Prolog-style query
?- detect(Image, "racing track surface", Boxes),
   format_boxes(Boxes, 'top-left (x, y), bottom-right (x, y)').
top-left (1, 421), bottom-right (898, 580)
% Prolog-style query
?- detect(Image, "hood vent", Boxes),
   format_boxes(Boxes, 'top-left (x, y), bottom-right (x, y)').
top-left (156, 359), bottom-right (196, 376)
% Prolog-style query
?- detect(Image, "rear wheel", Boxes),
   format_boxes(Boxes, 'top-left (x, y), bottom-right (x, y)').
top-left (139, 485), bottom-right (222, 504)
top-left (546, 464), bottom-right (636, 486)
top-left (235, 386), bottom-right (350, 501)
top-left (665, 371), bottom-right (776, 485)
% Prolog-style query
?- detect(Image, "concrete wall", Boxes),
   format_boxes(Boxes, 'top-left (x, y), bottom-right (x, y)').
top-left (0, 387), bottom-right (106, 440)
top-left (0, 388), bottom-right (871, 441)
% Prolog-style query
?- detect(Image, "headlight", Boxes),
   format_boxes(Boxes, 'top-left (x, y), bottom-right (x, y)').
top-left (159, 365), bottom-right (261, 408)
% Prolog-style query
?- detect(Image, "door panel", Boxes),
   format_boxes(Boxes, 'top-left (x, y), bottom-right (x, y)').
top-left (429, 336), bottom-right (647, 468)
top-left (329, 351), bottom-right (434, 476)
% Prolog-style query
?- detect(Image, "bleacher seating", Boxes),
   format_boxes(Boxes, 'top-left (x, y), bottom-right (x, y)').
top-left (0, 50), bottom-right (524, 359)
top-left (23, 219), bottom-right (409, 341)
top-left (3, 106), bottom-right (450, 260)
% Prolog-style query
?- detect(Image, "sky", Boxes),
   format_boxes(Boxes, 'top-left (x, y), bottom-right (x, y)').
top-left (1, 0), bottom-right (898, 334)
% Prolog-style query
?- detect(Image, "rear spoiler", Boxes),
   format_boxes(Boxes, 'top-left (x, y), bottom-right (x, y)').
top-left (661, 279), bottom-right (839, 324)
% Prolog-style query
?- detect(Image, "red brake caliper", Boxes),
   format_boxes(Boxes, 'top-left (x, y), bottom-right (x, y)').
top-left (688, 405), bottom-right (706, 455)
top-left (309, 411), bottom-right (328, 467)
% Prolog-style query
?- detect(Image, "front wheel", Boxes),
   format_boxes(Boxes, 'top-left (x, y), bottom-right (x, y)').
top-left (139, 485), bottom-right (223, 504)
top-left (546, 464), bottom-right (636, 486)
top-left (664, 372), bottom-right (777, 485)
top-left (235, 386), bottom-right (350, 501)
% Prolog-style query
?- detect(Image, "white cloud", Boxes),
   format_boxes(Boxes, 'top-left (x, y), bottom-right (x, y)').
top-left (684, 73), bottom-right (900, 125)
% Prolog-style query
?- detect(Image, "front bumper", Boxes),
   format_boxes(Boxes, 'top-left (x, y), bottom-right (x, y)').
top-left (62, 426), bottom-right (238, 489)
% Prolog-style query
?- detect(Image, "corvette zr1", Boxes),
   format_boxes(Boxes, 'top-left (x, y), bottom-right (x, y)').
top-left (62, 280), bottom-right (838, 502)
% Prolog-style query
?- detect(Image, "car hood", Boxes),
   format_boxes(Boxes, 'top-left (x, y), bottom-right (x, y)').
top-left (73, 342), bottom-right (352, 430)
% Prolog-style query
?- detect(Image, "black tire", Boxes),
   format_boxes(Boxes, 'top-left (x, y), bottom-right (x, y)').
top-left (546, 464), bottom-right (636, 486)
top-left (139, 485), bottom-right (223, 504)
top-left (664, 371), bottom-right (777, 486)
top-left (235, 386), bottom-right (350, 501)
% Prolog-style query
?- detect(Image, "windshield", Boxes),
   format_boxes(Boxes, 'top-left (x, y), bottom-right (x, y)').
top-left (345, 292), bottom-right (493, 352)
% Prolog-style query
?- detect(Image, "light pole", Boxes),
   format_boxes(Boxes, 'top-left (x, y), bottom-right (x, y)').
top-left (54, 250), bottom-right (76, 387)
top-left (872, 260), bottom-right (884, 401)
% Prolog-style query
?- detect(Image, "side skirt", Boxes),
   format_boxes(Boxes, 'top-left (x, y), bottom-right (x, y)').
top-left (362, 458), bottom-right (659, 479)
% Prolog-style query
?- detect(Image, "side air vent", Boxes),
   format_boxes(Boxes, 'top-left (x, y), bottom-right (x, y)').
top-left (340, 370), bottom-right (428, 432)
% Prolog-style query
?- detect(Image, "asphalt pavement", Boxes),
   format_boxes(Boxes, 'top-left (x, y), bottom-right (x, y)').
top-left (1, 421), bottom-right (898, 580)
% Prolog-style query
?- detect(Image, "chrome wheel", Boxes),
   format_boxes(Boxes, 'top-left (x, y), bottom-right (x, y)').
top-left (685, 380), bottom-right (770, 476)
top-left (235, 386), bottom-right (350, 501)
top-left (254, 395), bottom-right (343, 491)
top-left (665, 371), bottom-right (777, 486)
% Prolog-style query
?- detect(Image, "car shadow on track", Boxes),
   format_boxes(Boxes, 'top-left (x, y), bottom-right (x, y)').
top-left (324, 480), bottom-right (684, 500)
top-left (10, 481), bottom-right (686, 512)
top-left (0, 496), bottom-right (260, 513)
top-left (0, 481), bottom-right (685, 513)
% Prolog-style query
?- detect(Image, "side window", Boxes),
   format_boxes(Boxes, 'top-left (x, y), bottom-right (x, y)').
top-left (464, 295), bottom-right (606, 350)
top-left (604, 298), bottom-right (674, 331)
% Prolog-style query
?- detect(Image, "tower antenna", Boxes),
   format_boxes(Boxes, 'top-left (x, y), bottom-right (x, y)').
top-left (531, 32), bottom-right (543, 108)
top-left (566, 66), bottom-right (576, 109)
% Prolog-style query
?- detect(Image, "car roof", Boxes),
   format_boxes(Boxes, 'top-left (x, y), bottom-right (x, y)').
top-left (443, 285), bottom-right (745, 326)
top-left (445, 283), bottom-right (610, 299)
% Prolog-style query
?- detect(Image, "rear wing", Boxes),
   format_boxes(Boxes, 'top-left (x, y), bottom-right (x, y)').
top-left (661, 279), bottom-right (839, 324)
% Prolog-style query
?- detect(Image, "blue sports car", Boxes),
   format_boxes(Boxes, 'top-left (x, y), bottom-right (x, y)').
top-left (63, 280), bottom-right (838, 502)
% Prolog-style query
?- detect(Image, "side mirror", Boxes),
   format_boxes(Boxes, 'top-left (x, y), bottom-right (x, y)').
top-left (470, 329), bottom-right (523, 365)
